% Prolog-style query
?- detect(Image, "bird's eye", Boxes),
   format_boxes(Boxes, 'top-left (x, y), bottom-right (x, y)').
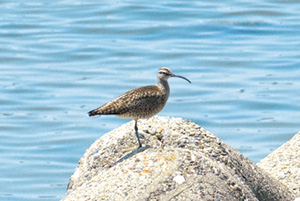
top-left (159, 72), bottom-right (168, 75)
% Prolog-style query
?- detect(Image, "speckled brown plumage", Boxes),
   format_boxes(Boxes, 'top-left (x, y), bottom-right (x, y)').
top-left (88, 67), bottom-right (191, 148)
top-left (88, 85), bottom-right (168, 119)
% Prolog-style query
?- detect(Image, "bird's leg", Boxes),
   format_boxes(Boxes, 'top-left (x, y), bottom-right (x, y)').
top-left (135, 120), bottom-right (142, 148)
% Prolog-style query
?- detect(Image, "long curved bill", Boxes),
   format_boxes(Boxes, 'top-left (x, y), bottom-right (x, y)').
top-left (171, 74), bottom-right (191, 83)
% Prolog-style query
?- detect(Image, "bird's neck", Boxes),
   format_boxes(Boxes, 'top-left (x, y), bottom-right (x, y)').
top-left (158, 79), bottom-right (170, 97)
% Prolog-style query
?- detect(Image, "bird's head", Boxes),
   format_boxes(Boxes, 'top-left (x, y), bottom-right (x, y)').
top-left (158, 67), bottom-right (191, 83)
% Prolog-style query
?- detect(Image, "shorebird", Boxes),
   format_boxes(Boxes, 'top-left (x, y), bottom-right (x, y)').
top-left (88, 67), bottom-right (191, 148)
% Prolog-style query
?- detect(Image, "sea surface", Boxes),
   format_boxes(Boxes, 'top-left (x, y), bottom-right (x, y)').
top-left (0, 0), bottom-right (299, 200)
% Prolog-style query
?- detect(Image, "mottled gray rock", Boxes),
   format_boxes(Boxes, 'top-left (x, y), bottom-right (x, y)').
top-left (62, 116), bottom-right (295, 201)
top-left (258, 131), bottom-right (300, 197)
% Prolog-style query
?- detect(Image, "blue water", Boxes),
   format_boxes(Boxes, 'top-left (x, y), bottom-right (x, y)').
top-left (1, 0), bottom-right (300, 200)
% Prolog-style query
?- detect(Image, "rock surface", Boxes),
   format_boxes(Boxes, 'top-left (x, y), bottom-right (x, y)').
top-left (62, 116), bottom-right (295, 201)
top-left (258, 131), bottom-right (300, 197)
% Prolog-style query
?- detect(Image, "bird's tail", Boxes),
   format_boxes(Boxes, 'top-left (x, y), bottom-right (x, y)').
top-left (88, 109), bottom-right (100, 117)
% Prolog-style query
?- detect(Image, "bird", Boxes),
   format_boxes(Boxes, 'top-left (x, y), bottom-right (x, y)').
top-left (88, 67), bottom-right (191, 148)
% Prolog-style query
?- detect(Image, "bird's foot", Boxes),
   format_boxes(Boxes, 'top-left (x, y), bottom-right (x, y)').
top-left (137, 133), bottom-right (145, 139)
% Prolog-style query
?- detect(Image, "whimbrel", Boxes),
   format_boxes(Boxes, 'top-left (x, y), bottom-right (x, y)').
top-left (88, 67), bottom-right (191, 148)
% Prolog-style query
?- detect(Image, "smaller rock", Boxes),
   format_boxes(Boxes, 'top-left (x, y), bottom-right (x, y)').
top-left (258, 131), bottom-right (300, 197)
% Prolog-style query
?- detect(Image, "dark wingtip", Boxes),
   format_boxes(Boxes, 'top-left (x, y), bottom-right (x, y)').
top-left (88, 109), bottom-right (97, 117)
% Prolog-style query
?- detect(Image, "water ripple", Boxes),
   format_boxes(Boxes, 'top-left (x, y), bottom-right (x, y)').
top-left (1, 0), bottom-right (300, 200)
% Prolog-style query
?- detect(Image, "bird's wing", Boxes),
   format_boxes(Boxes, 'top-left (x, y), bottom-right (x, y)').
top-left (88, 85), bottom-right (163, 116)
